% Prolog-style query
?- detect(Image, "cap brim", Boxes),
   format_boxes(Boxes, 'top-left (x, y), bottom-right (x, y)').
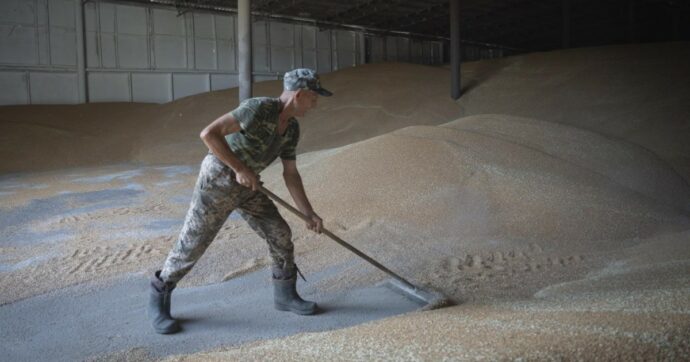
top-left (314, 87), bottom-right (333, 97)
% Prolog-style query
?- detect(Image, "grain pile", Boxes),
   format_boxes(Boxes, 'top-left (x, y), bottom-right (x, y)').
top-left (0, 63), bottom-right (459, 173)
top-left (168, 42), bottom-right (690, 359)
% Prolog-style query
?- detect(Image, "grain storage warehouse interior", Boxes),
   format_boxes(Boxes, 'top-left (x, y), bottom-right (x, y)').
top-left (1, 0), bottom-right (689, 360)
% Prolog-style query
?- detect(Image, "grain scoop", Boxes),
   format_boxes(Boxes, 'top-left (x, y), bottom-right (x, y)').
top-left (258, 185), bottom-right (452, 311)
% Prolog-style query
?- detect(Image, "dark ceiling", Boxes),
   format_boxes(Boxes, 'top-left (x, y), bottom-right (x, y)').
top-left (148, 0), bottom-right (689, 52)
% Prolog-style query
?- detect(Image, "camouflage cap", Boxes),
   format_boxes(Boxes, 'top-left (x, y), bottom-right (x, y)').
top-left (283, 68), bottom-right (332, 96)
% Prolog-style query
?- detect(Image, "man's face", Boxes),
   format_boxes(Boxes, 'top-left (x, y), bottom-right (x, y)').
top-left (293, 89), bottom-right (318, 116)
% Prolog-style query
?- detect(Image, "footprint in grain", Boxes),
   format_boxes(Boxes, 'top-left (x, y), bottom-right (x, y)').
top-left (62, 242), bottom-right (164, 275)
top-left (436, 244), bottom-right (585, 283)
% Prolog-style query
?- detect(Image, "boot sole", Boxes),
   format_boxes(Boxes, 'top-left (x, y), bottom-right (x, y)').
top-left (154, 324), bottom-right (181, 334)
top-left (274, 303), bottom-right (317, 315)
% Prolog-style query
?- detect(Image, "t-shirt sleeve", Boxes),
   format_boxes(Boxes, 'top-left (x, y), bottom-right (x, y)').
top-left (229, 99), bottom-right (259, 132)
top-left (280, 122), bottom-right (300, 161)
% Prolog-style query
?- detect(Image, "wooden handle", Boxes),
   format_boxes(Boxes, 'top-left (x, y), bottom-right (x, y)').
top-left (257, 185), bottom-right (418, 290)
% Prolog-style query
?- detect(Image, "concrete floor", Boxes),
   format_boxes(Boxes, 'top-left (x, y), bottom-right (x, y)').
top-left (0, 263), bottom-right (422, 361)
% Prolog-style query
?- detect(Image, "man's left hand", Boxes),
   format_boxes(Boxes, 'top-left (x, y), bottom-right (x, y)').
top-left (305, 212), bottom-right (323, 234)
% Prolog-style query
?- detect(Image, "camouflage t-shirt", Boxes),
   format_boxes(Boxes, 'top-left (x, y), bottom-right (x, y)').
top-left (224, 97), bottom-right (300, 174)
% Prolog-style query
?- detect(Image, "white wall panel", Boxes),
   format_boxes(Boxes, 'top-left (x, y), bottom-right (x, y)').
top-left (0, 0), bottom-right (35, 23)
top-left (84, 0), bottom-right (98, 67)
top-left (422, 41), bottom-right (433, 64)
top-left (336, 31), bottom-right (356, 68)
top-left (254, 74), bottom-right (277, 83)
top-left (194, 13), bottom-right (215, 38)
top-left (302, 49), bottom-right (316, 70)
top-left (116, 5), bottom-right (147, 34)
top-left (293, 27), bottom-right (302, 66)
top-left (301, 26), bottom-right (316, 69)
top-left (153, 8), bottom-right (185, 36)
top-left (432, 42), bottom-right (442, 64)
top-left (154, 36), bottom-right (187, 69)
top-left (269, 21), bottom-right (293, 72)
top-left (152, 8), bottom-right (186, 69)
top-left (316, 30), bottom-right (331, 72)
top-left (302, 26), bottom-right (316, 49)
top-left (37, 23), bottom-right (50, 65)
top-left (85, 32), bottom-right (99, 67)
top-left (173, 73), bottom-right (208, 99)
top-left (215, 15), bottom-right (233, 39)
top-left (317, 51), bottom-right (331, 72)
top-left (270, 22), bottom-right (293, 46)
top-left (369, 36), bottom-right (384, 63)
top-left (50, 27), bottom-right (77, 65)
top-left (100, 33), bottom-right (117, 68)
top-left (184, 13), bottom-right (195, 69)
top-left (411, 40), bottom-right (423, 63)
top-left (115, 4), bottom-right (148, 68)
top-left (99, 2), bottom-right (116, 33)
top-left (337, 51), bottom-right (355, 69)
top-left (29, 72), bottom-right (78, 104)
top-left (116, 5), bottom-right (147, 35)
top-left (194, 21), bottom-right (217, 67)
top-left (397, 37), bottom-right (410, 62)
top-left (0, 72), bottom-right (28, 105)
top-left (88, 72), bottom-right (130, 102)
top-left (195, 39), bottom-right (217, 70)
top-left (0, 24), bottom-right (37, 64)
top-left (385, 36), bottom-right (397, 61)
top-left (252, 21), bottom-right (267, 45)
top-left (337, 31), bottom-right (355, 51)
top-left (270, 47), bottom-right (293, 73)
top-left (48, 0), bottom-right (75, 28)
top-left (118, 35), bottom-right (148, 68)
top-left (217, 40), bottom-right (235, 70)
top-left (252, 21), bottom-right (268, 71)
top-left (84, 1), bottom-right (97, 31)
top-left (36, 0), bottom-right (48, 23)
top-left (316, 30), bottom-right (330, 50)
top-left (211, 73), bottom-right (238, 90)
top-left (215, 15), bottom-right (235, 71)
top-left (132, 73), bottom-right (172, 103)
top-left (252, 45), bottom-right (269, 72)
top-left (35, 0), bottom-right (49, 64)
top-left (34, 0), bottom-right (50, 65)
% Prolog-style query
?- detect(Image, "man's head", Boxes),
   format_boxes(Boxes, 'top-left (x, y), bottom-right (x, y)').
top-left (283, 68), bottom-right (332, 97)
top-left (281, 68), bottom-right (332, 116)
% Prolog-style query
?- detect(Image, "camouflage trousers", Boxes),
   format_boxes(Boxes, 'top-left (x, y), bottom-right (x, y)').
top-left (160, 153), bottom-right (295, 284)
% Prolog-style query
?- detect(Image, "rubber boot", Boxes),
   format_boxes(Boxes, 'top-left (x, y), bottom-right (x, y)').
top-left (272, 265), bottom-right (317, 315)
top-left (148, 270), bottom-right (181, 334)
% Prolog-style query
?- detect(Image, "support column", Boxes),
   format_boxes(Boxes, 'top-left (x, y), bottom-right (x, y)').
top-left (562, 0), bottom-right (571, 48)
top-left (238, 0), bottom-right (252, 102)
top-left (628, 0), bottom-right (636, 43)
top-left (672, 5), bottom-right (680, 41)
top-left (75, 0), bottom-right (87, 103)
top-left (450, 0), bottom-right (461, 100)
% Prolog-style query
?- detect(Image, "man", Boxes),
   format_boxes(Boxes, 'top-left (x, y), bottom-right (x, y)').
top-left (148, 68), bottom-right (332, 334)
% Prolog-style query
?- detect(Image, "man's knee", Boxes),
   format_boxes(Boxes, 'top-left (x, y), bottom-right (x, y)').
top-left (275, 221), bottom-right (292, 243)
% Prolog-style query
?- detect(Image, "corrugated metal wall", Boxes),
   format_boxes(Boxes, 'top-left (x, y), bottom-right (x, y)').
top-left (368, 35), bottom-right (442, 64)
top-left (0, 0), bottom-right (79, 104)
top-left (0, 0), bottom-right (444, 105)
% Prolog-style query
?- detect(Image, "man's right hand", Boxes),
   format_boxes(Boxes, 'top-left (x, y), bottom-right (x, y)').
top-left (235, 167), bottom-right (260, 191)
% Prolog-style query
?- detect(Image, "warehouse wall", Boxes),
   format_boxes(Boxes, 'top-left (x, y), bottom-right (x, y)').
top-left (367, 35), bottom-right (442, 64)
top-left (0, 0), bottom-right (443, 105)
top-left (0, 0), bottom-right (80, 104)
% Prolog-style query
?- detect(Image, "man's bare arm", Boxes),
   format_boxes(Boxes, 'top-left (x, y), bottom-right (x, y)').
top-left (200, 112), bottom-right (259, 190)
top-left (282, 159), bottom-right (323, 233)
